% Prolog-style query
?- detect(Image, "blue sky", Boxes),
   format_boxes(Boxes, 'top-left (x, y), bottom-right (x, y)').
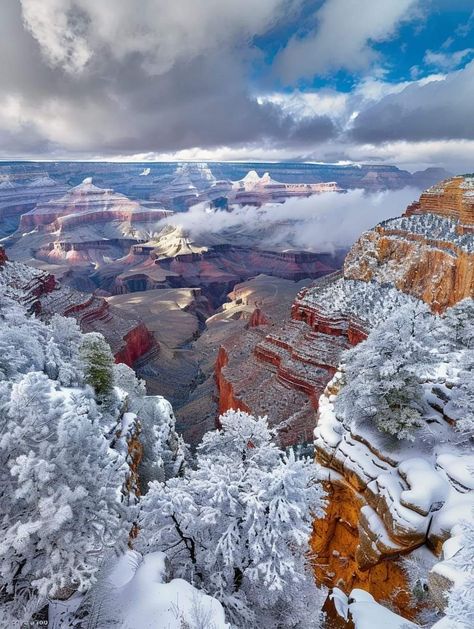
top-left (256, 0), bottom-right (474, 89)
top-left (0, 1), bottom-right (473, 171)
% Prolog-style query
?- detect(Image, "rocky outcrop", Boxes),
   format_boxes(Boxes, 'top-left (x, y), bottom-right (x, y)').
top-left (345, 176), bottom-right (474, 312)
top-left (215, 346), bottom-right (252, 417)
top-left (228, 170), bottom-right (339, 205)
top-left (41, 286), bottom-right (155, 367)
top-left (115, 226), bottom-right (347, 307)
top-left (247, 307), bottom-right (270, 327)
top-left (313, 371), bottom-right (474, 618)
top-left (0, 257), bottom-right (155, 367)
top-left (0, 175), bottom-right (70, 236)
top-left (215, 177), bottom-right (474, 444)
top-left (18, 177), bottom-right (171, 230)
top-left (215, 273), bottom-right (414, 445)
top-left (115, 324), bottom-right (156, 367)
top-left (0, 252), bottom-right (57, 312)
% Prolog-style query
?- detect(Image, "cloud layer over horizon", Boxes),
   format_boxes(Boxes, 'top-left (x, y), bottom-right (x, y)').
top-left (0, 1), bottom-right (473, 172)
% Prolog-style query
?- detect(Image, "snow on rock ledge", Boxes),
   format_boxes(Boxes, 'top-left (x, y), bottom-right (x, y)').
top-left (313, 370), bottom-right (474, 618)
top-left (326, 587), bottom-right (419, 628)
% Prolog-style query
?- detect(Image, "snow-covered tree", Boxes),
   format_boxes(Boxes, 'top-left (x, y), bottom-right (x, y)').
top-left (445, 353), bottom-right (474, 442)
top-left (139, 410), bottom-right (326, 627)
top-left (442, 299), bottom-right (474, 350)
top-left (0, 371), bottom-right (132, 623)
top-left (135, 395), bottom-right (187, 489)
top-left (0, 299), bottom-right (136, 624)
top-left (47, 314), bottom-right (84, 386)
top-left (336, 302), bottom-right (436, 441)
top-left (113, 362), bottom-right (187, 489)
top-left (442, 514), bottom-right (474, 628)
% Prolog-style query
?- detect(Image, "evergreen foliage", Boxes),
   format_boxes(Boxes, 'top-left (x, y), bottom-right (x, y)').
top-left (0, 296), bottom-right (185, 625)
top-left (80, 332), bottom-right (115, 402)
top-left (139, 409), bottom-right (326, 627)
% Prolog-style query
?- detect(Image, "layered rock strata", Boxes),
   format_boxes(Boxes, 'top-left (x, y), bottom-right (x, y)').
top-left (0, 253), bottom-right (154, 367)
top-left (0, 174), bottom-right (70, 236)
top-left (216, 273), bottom-right (416, 445)
top-left (313, 371), bottom-right (473, 618)
top-left (4, 179), bottom-right (172, 278)
top-left (18, 177), bottom-right (171, 230)
top-left (345, 176), bottom-right (474, 311)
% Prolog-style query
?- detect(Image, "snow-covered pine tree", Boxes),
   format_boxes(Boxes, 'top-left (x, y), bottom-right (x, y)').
top-left (0, 372), bottom-right (131, 623)
top-left (336, 302), bottom-right (436, 441)
top-left (138, 409), bottom-right (326, 627)
top-left (113, 362), bottom-right (187, 489)
top-left (442, 298), bottom-right (474, 350)
top-left (444, 353), bottom-right (474, 442)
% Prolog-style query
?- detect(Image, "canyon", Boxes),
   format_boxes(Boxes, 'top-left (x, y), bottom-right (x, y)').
top-left (1, 163), bottom-right (472, 627)
top-left (216, 176), bottom-right (474, 441)
top-left (0, 248), bottom-right (154, 368)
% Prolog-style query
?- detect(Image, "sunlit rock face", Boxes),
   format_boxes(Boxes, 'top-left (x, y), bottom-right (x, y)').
top-left (3, 179), bottom-right (173, 288)
top-left (216, 177), bottom-right (474, 444)
top-left (228, 170), bottom-right (339, 205)
top-left (18, 177), bottom-right (172, 230)
top-left (113, 224), bottom-right (346, 308)
top-left (345, 176), bottom-right (474, 311)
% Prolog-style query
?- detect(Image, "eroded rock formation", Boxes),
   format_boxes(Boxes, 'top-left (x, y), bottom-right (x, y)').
top-left (0, 174), bottom-right (70, 236)
top-left (0, 253), bottom-right (154, 367)
top-left (345, 175), bottom-right (474, 311)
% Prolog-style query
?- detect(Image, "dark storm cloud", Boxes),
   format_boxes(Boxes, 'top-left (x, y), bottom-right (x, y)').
top-left (350, 61), bottom-right (474, 143)
top-left (0, 0), bottom-right (472, 166)
top-left (0, 0), bottom-right (335, 157)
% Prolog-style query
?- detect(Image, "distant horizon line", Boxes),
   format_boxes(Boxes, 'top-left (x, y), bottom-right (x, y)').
top-left (0, 158), bottom-right (450, 172)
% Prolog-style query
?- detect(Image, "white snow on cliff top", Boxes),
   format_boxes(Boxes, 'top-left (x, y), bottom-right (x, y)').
top-left (299, 277), bottom-right (418, 327)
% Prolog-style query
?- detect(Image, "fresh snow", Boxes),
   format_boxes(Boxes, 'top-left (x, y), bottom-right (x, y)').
top-left (331, 588), bottom-right (418, 628)
top-left (100, 550), bottom-right (230, 629)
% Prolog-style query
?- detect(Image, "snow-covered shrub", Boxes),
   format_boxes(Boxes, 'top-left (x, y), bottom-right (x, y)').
top-left (441, 514), bottom-right (474, 628)
top-left (139, 409), bottom-right (326, 627)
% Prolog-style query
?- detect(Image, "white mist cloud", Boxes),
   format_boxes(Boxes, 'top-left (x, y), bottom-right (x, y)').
top-left (162, 187), bottom-right (420, 253)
